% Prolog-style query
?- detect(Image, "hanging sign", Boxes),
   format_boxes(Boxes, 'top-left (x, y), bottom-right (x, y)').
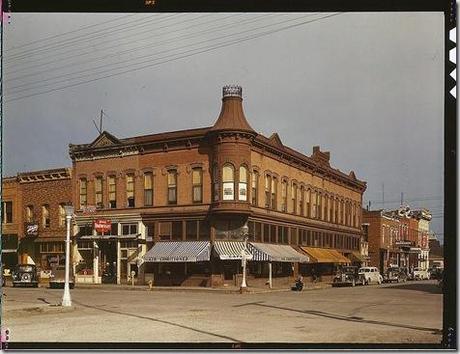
top-left (93, 219), bottom-right (112, 233)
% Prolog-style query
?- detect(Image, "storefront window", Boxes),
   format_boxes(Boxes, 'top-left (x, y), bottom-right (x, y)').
top-left (186, 220), bottom-right (198, 240)
top-left (254, 222), bottom-right (262, 242)
top-left (198, 220), bottom-right (210, 240)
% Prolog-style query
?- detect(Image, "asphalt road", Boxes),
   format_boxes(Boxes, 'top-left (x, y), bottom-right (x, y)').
top-left (2, 280), bottom-right (442, 345)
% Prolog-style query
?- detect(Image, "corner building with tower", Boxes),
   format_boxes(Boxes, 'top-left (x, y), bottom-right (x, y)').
top-left (69, 85), bottom-right (367, 287)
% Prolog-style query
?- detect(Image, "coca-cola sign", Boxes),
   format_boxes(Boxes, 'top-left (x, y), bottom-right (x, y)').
top-left (25, 223), bottom-right (38, 236)
top-left (93, 219), bottom-right (111, 234)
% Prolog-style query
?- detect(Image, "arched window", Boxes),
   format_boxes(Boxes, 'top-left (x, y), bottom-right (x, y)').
top-left (306, 189), bottom-right (311, 218)
top-left (192, 168), bottom-right (203, 203)
top-left (238, 166), bottom-right (248, 201)
top-left (299, 186), bottom-right (304, 216)
top-left (281, 180), bottom-right (288, 212)
top-left (251, 171), bottom-right (259, 206)
top-left (167, 170), bottom-right (177, 204)
top-left (292, 183), bottom-right (297, 214)
top-left (222, 164), bottom-right (235, 200)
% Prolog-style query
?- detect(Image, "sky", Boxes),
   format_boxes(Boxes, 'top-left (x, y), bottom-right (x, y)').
top-left (3, 12), bottom-right (445, 241)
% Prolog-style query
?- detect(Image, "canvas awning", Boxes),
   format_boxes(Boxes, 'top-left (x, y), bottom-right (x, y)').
top-left (300, 247), bottom-right (350, 264)
top-left (348, 251), bottom-right (366, 263)
top-left (248, 243), bottom-right (310, 263)
top-left (143, 241), bottom-right (210, 263)
top-left (213, 241), bottom-right (252, 260)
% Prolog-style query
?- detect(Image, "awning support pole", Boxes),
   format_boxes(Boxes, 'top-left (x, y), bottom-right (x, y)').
top-left (269, 262), bottom-right (272, 289)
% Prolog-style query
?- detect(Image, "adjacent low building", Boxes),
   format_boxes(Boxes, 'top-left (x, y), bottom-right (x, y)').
top-left (68, 85), bottom-right (367, 287)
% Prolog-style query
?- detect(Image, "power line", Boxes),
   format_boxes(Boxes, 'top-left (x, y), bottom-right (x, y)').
top-left (7, 13), bottom-right (331, 99)
top-left (7, 13), bottom-right (261, 84)
top-left (5, 13), bottom-right (137, 52)
top-left (6, 13), bottom-right (183, 61)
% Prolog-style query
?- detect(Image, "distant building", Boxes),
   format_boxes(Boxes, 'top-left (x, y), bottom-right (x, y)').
top-left (428, 234), bottom-right (443, 268)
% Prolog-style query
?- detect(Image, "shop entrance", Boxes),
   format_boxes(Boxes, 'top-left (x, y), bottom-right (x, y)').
top-left (99, 240), bottom-right (117, 284)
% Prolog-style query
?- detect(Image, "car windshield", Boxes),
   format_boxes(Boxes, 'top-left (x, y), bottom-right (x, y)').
top-left (414, 268), bottom-right (421, 271)
top-left (359, 268), bottom-right (370, 272)
top-left (17, 265), bottom-right (34, 272)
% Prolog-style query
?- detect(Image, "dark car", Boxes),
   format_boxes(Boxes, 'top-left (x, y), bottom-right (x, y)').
top-left (12, 264), bottom-right (39, 288)
top-left (383, 267), bottom-right (407, 283)
top-left (49, 265), bottom-right (75, 289)
top-left (332, 266), bottom-right (364, 287)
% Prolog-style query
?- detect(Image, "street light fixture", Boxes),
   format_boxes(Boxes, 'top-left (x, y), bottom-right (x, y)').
top-left (61, 205), bottom-right (74, 307)
top-left (240, 222), bottom-right (249, 291)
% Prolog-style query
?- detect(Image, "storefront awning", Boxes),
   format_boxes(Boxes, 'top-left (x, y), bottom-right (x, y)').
top-left (300, 247), bottom-right (350, 264)
top-left (248, 243), bottom-right (310, 263)
top-left (348, 251), bottom-right (366, 263)
top-left (213, 241), bottom-right (252, 260)
top-left (143, 241), bottom-right (210, 263)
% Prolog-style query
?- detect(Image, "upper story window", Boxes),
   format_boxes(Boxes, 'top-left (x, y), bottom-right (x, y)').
top-left (59, 203), bottom-right (66, 227)
top-left (192, 168), bottom-right (203, 203)
top-left (299, 186), bottom-right (304, 216)
top-left (108, 176), bottom-right (117, 209)
top-left (144, 172), bottom-right (153, 206)
top-left (317, 193), bottom-right (322, 220)
top-left (281, 181), bottom-right (287, 212)
top-left (26, 205), bottom-right (34, 223)
top-left (264, 175), bottom-right (271, 208)
top-left (42, 204), bottom-right (50, 228)
top-left (329, 196), bottom-right (334, 223)
top-left (95, 177), bottom-right (103, 209)
top-left (251, 171), bottom-right (258, 206)
top-left (292, 183), bottom-right (298, 214)
top-left (167, 170), bottom-right (177, 204)
top-left (311, 191), bottom-right (317, 219)
top-left (2, 201), bottom-right (13, 224)
top-left (306, 189), bottom-right (311, 218)
top-left (126, 174), bottom-right (135, 208)
top-left (122, 223), bottom-right (138, 235)
top-left (79, 178), bottom-right (87, 209)
top-left (212, 164), bottom-right (219, 202)
top-left (238, 166), bottom-right (248, 201)
top-left (271, 177), bottom-right (277, 210)
top-left (323, 195), bottom-right (328, 221)
top-left (222, 164), bottom-right (235, 201)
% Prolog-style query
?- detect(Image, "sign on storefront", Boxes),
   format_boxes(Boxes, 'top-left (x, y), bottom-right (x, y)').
top-left (25, 223), bottom-right (38, 237)
top-left (93, 219), bottom-right (112, 234)
top-left (82, 205), bottom-right (96, 214)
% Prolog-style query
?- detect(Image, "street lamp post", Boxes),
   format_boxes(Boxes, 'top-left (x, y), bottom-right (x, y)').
top-left (240, 223), bottom-right (249, 292)
top-left (61, 205), bottom-right (74, 307)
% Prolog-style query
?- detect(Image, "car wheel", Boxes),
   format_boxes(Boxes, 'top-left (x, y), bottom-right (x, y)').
top-left (70, 283), bottom-right (75, 289)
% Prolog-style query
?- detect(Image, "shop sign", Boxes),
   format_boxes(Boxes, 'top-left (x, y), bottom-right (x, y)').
top-left (395, 240), bottom-right (412, 246)
top-left (82, 205), bottom-right (96, 214)
top-left (93, 219), bottom-right (112, 233)
top-left (25, 223), bottom-right (39, 237)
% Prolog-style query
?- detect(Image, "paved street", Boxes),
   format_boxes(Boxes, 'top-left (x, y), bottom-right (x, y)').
top-left (2, 280), bottom-right (442, 344)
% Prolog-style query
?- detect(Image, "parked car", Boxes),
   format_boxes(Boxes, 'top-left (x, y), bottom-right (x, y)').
top-left (412, 267), bottom-right (430, 280)
top-left (429, 267), bottom-right (443, 280)
top-left (383, 267), bottom-right (407, 283)
top-left (333, 266), bottom-right (365, 287)
top-left (49, 265), bottom-right (75, 289)
top-left (12, 264), bottom-right (39, 287)
top-left (358, 266), bottom-right (383, 285)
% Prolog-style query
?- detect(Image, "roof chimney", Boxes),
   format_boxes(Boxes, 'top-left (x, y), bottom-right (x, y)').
top-left (209, 85), bottom-right (255, 133)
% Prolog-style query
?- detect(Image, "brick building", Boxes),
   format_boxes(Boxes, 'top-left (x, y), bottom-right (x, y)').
top-left (68, 85), bottom-right (367, 287)
top-left (1, 176), bottom-right (22, 269)
top-left (1, 168), bottom-right (73, 271)
top-left (363, 207), bottom-right (432, 273)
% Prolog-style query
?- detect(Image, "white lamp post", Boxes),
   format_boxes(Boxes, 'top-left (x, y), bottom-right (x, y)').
top-left (61, 205), bottom-right (74, 307)
top-left (240, 223), bottom-right (249, 291)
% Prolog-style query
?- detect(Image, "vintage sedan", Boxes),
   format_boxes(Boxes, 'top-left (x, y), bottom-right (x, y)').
top-left (12, 264), bottom-right (39, 288)
top-left (332, 266), bottom-right (365, 287)
top-left (49, 265), bottom-right (75, 289)
top-left (358, 266), bottom-right (383, 285)
top-left (383, 267), bottom-right (407, 283)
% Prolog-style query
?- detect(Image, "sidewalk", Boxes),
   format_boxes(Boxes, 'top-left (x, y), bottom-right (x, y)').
top-left (73, 281), bottom-right (332, 294)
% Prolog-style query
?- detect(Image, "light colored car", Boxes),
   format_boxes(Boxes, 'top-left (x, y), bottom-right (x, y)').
top-left (412, 267), bottom-right (430, 280)
top-left (358, 266), bottom-right (383, 285)
top-left (49, 265), bottom-right (75, 289)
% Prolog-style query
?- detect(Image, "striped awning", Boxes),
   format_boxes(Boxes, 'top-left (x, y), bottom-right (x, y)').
top-left (143, 241), bottom-right (210, 263)
top-left (213, 241), bottom-right (253, 260)
top-left (301, 247), bottom-right (350, 264)
top-left (248, 243), bottom-right (310, 263)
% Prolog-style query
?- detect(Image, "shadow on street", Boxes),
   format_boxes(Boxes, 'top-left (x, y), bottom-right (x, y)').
top-left (382, 282), bottom-right (442, 295)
